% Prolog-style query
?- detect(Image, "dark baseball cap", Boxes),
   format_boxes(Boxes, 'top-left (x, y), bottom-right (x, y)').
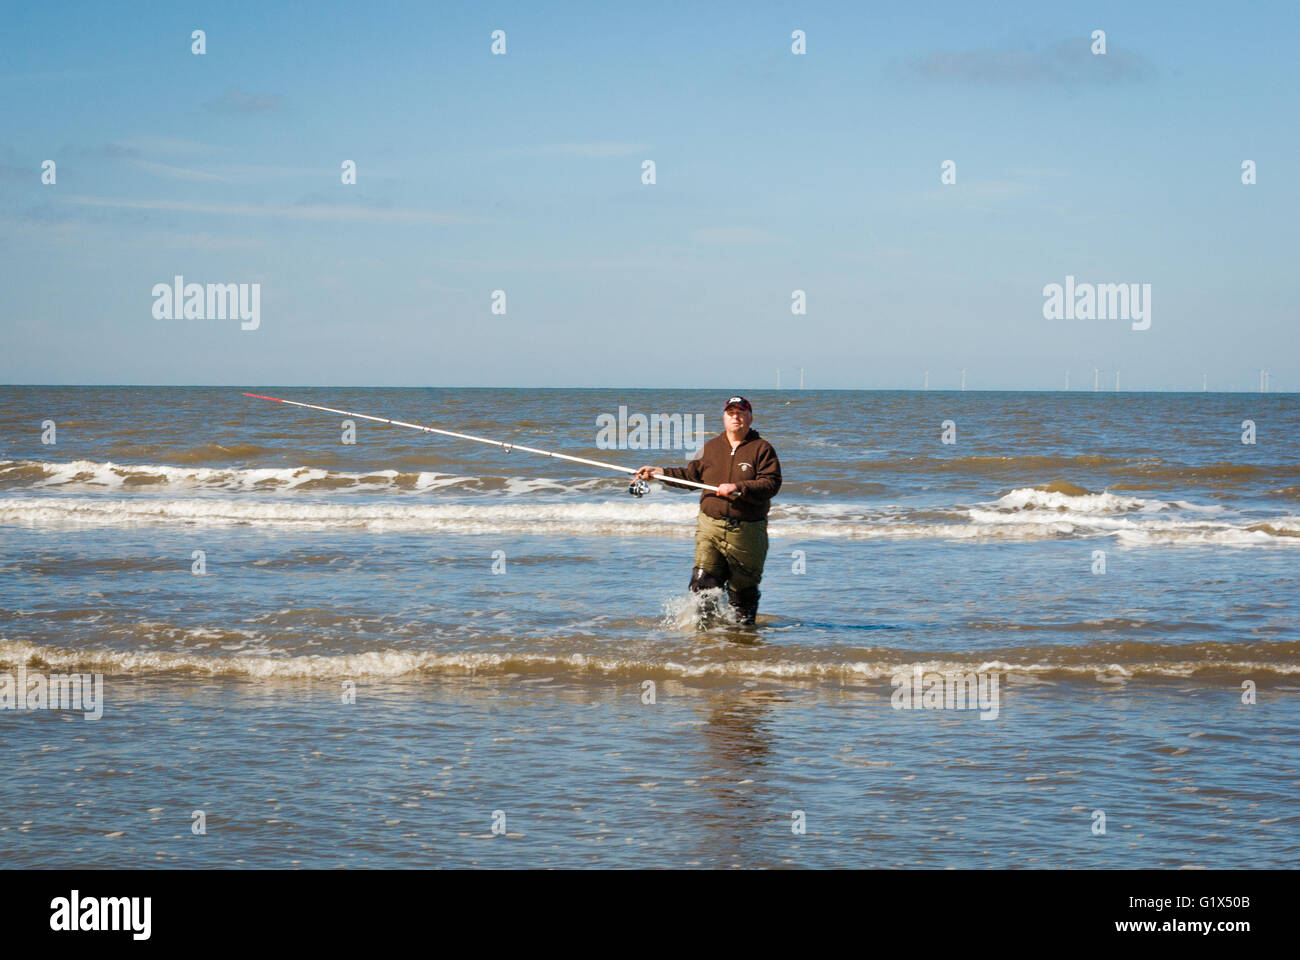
top-left (723, 396), bottom-right (752, 412)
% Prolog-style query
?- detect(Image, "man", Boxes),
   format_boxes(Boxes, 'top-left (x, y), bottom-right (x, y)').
top-left (634, 396), bottom-right (782, 626)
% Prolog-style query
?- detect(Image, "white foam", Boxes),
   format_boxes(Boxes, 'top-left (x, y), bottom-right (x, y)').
top-left (989, 487), bottom-right (1163, 515)
top-left (0, 495), bottom-right (701, 533)
top-left (2, 495), bottom-right (1297, 544)
top-left (0, 458), bottom-right (473, 494)
top-left (661, 588), bottom-right (737, 629)
top-left (3, 638), bottom-right (1298, 682)
top-left (1115, 526), bottom-right (1285, 546)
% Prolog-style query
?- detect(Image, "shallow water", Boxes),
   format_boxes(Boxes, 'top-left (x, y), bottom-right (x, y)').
top-left (1, 386), bottom-right (1297, 867)
top-left (5, 675), bottom-right (1297, 868)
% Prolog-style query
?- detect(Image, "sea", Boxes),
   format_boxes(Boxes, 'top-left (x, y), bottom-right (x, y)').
top-left (1, 386), bottom-right (1297, 868)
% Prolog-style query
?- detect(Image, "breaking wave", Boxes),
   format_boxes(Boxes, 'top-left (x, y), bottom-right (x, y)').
top-left (1, 458), bottom-right (1297, 545)
top-left (2, 490), bottom-right (1297, 544)
top-left (3, 637), bottom-right (1298, 684)
top-left (0, 457), bottom-right (484, 494)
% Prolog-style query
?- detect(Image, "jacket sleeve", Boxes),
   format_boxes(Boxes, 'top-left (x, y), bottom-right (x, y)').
top-left (658, 456), bottom-right (703, 491)
top-left (737, 443), bottom-right (781, 501)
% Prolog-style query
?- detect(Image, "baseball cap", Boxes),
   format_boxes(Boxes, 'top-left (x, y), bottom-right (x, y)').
top-left (723, 396), bottom-right (752, 412)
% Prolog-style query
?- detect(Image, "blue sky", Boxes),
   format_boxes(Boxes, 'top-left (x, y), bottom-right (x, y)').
top-left (1, 0), bottom-right (1296, 390)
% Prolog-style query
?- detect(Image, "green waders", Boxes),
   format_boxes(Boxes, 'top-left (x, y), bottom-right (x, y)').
top-left (690, 513), bottom-right (769, 624)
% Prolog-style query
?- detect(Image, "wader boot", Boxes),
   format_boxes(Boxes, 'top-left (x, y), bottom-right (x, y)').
top-left (688, 566), bottom-right (724, 626)
top-left (727, 586), bottom-right (760, 626)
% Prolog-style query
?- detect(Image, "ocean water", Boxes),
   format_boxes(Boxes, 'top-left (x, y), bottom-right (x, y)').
top-left (1, 386), bottom-right (1298, 868)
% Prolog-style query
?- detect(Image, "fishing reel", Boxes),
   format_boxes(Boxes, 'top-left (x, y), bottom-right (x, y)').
top-left (627, 477), bottom-right (651, 498)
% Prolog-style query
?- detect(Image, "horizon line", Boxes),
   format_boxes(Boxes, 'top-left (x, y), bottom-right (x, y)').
top-left (0, 383), bottom-right (1294, 395)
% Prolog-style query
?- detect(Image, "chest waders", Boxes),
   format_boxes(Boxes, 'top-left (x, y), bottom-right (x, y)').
top-left (688, 513), bottom-right (768, 625)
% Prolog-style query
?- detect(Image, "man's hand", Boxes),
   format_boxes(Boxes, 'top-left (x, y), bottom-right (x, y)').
top-left (634, 466), bottom-right (662, 481)
top-left (715, 483), bottom-right (740, 498)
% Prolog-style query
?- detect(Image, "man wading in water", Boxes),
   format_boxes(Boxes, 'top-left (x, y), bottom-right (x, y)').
top-left (635, 396), bottom-right (782, 626)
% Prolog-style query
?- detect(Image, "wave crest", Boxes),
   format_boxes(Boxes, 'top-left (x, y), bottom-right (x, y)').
top-left (3, 638), bottom-right (1298, 684)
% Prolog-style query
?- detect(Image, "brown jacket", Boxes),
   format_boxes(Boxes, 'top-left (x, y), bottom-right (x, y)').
top-left (659, 429), bottom-right (782, 521)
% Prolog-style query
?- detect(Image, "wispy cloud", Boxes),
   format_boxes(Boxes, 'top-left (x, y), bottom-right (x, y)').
top-left (960, 180), bottom-right (1040, 199)
top-left (512, 143), bottom-right (648, 158)
top-left (214, 162), bottom-right (345, 181)
top-left (142, 230), bottom-right (268, 250)
top-left (897, 40), bottom-right (1154, 86)
top-left (129, 159), bottom-right (232, 182)
top-left (63, 195), bottom-right (483, 225)
top-left (920, 169), bottom-right (1063, 213)
top-left (56, 139), bottom-right (378, 184)
top-left (689, 226), bottom-right (778, 245)
top-left (0, 214), bottom-right (269, 250)
top-left (0, 69), bottom-right (97, 83)
top-left (120, 136), bottom-right (221, 155)
top-left (1006, 167), bottom-right (1069, 178)
top-left (76, 142), bottom-right (141, 159)
top-left (203, 88), bottom-right (285, 114)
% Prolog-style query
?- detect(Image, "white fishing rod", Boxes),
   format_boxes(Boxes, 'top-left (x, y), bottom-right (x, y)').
top-left (243, 393), bottom-right (719, 496)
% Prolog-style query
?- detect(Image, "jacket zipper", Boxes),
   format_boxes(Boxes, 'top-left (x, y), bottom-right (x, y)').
top-left (729, 436), bottom-right (745, 484)
top-left (728, 435), bottom-right (749, 490)
top-left (725, 442), bottom-right (737, 520)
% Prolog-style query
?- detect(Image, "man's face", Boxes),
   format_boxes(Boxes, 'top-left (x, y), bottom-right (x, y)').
top-left (723, 405), bottom-right (752, 432)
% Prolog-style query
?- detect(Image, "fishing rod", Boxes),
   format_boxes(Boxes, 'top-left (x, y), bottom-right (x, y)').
top-left (242, 393), bottom-right (719, 497)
